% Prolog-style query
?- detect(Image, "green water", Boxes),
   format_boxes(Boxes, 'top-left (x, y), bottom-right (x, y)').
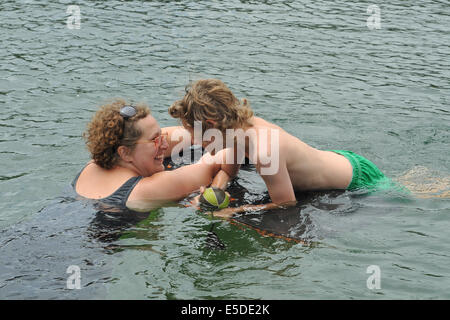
top-left (0, 0), bottom-right (449, 299)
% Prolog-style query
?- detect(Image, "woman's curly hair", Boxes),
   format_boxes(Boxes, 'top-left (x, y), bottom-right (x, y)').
top-left (83, 99), bottom-right (150, 169)
top-left (168, 79), bottom-right (253, 133)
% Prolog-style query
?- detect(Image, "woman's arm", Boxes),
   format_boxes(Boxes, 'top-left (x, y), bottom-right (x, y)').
top-left (132, 148), bottom-right (236, 203)
top-left (135, 156), bottom-right (219, 202)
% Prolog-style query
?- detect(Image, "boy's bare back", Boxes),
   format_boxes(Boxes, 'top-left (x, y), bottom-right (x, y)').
top-left (249, 117), bottom-right (353, 192)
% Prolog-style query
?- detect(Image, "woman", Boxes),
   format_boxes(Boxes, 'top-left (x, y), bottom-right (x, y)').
top-left (72, 99), bottom-right (236, 211)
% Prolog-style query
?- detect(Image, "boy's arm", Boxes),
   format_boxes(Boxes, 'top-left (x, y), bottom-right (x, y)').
top-left (209, 163), bottom-right (297, 218)
top-left (190, 154), bottom-right (241, 207)
top-left (210, 201), bottom-right (297, 219)
top-left (211, 151), bottom-right (241, 189)
top-left (259, 163), bottom-right (296, 204)
top-left (208, 163), bottom-right (239, 192)
top-left (210, 170), bottom-right (232, 190)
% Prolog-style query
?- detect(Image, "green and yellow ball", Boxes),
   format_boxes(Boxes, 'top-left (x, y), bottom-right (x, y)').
top-left (199, 187), bottom-right (230, 210)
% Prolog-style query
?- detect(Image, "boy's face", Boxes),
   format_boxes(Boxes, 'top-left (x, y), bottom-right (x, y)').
top-left (183, 121), bottom-right (226, 150)
top-left (184, 125), bottom-right (211, 149)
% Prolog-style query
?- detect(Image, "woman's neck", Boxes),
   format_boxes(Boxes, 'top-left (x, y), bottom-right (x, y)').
top-left (115, 159), bottom-right (142, 176)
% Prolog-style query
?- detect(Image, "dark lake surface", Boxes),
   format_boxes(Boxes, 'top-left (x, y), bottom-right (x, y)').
top-left (0, 0), bottom-right (449, 299)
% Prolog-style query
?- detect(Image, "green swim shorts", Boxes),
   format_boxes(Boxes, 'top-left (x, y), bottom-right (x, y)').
top-left (328, 150), bottom-right (390, 191)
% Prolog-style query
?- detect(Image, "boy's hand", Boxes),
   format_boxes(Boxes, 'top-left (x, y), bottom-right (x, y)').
top-left (211, 207), bottom-right (236, 219)
top-left (189, 186), bottom-right (205, 209)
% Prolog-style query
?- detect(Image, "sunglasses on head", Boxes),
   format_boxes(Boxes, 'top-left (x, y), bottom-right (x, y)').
top-left (120, 105), bottom-right (137, 119)
top-left (118, 105), bottom-right (137, 143)
top-left (119, 105), bottom-right (167, 149)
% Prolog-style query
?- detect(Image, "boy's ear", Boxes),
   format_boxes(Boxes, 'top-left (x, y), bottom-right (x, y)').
top-left (205, 119), bottom-right (217, 128)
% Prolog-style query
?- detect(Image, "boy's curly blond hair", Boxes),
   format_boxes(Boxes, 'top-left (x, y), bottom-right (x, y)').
top-left (168, 79), bottom-right (253, 133)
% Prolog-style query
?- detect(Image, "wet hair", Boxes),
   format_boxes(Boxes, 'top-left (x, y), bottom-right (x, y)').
top-left (168, 79), bottom-right (253, 133)
top-left (83, 98), bottom-right (150, 169)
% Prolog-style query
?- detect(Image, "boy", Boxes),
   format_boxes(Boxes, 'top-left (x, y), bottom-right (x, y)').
top-left (164, 79), bottom-right (389, 217)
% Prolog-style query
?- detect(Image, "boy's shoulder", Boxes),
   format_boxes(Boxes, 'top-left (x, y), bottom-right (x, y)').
top-left (251, 116), bottom-right (281, 129)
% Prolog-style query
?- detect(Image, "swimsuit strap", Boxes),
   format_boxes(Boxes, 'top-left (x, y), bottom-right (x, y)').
top-left (71, 163), bottom-right (90, 188)
top-left (102, 176), bottom-right (144, 207)
top-left (72, 163), bottom-right (144, 207)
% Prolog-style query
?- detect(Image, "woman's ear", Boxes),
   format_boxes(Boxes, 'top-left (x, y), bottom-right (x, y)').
top-left (117, 145), bottom-right (133, 162)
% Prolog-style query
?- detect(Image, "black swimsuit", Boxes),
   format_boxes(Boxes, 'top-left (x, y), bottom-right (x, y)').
top-left (71, 166), bottom-right (143, 207)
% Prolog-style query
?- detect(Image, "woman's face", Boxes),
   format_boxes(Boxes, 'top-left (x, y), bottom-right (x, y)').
top-left (129, 115), bottom-right (168, 176)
